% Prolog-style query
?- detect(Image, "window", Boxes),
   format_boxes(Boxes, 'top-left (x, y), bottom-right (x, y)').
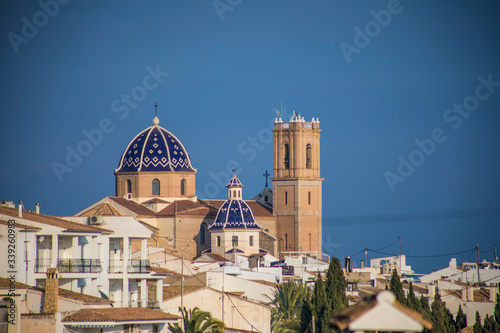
top-left (126, 180), bottom-right (132, 194)
top-left (233, 190), bottom-right (236, 198)
top-left (284, 191), bottom-right (288, 205)
top-left (309, 233), bottom-right (312, 250)
top-left (199, 224), bottom-right (205, 245)
top-left (284, 144), bottom-right (290, 169)
top-left (285, 234), bottom-right (288, 251)
top-left (180, 179), bottom-right (186, 195)
top-left (232, 236), bottom-right (238, 247)
top-left (152, 179), bottom-right (160, 195)
top-left (249, 236), bottom-right (254, 247)
top-left (306, 144), bottom-right (312, 169)
top-left (216, 236), bottom-right (221, 247)
top-left (308, 191), bottom-right (311, 205)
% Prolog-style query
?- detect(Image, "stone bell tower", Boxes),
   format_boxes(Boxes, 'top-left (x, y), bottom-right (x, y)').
top-left (271, 111), bottom-right (323, 254)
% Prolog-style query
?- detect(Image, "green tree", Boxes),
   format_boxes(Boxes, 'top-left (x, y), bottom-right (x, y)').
top-left (300, 273), bottom-right (326, 333)
top-left (407, 282), bottom-right (421, 312)
top-left (419, 295), bottom-right (431, 320)
top-left (390, 269), bottom-right (406, 305)
top-left (455, 304), bottom-right (467, 332)
top-left (495, 286), bottom-right (500, 325)
top-left (268, 280), bottom-right (311, 332)
top-left (168, 307), bottom-right (225, 333)
top-left (430, 292), bottom-right (454, 333)
top-left (321, 257), bottom-right (348, 333)
top-left (474, 311), bottom-right (484, 333)
top-left (483, 314), bottom-right (500, 333)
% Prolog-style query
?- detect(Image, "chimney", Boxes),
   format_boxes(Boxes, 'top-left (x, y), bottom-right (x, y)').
top-left (35, 203), bottom-right (40, 214)
top-left (428, 285), bottom-right (436, 299)
top-left (361, 259), bottom-right (364, 268)
top-left (462, 287), bottom-right (467, 302)
top-left (18, 200), bottom-right (23, 217)
top-left (467, 287), bottom-right (474, 302)
top-left (43, 268), bottom-right (59, 313)
top-left (490, 286), bottom-right (498, 302)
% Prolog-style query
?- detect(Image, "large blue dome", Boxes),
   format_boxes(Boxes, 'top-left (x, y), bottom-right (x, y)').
top-left (116, 118), bottom-right (196, 173)
top-left (209, 200), bottom-right (261, 230)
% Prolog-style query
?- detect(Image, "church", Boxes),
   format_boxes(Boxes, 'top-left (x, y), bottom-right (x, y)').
top-left (77, 111), bottom-right (324, 260)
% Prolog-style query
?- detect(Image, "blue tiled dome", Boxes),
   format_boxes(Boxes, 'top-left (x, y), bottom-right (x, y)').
top-left (116, 118), bottom-right (196, 173)
top-left (209, 175), bottom-right (261, 230)
top-left (209, 200), bottom-right (261, 230)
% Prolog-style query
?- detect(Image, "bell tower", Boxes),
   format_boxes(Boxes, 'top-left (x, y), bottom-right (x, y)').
top-left (271, 111), bottom-right (323, 255)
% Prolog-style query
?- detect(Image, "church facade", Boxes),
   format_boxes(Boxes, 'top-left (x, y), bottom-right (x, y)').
top-left (77, 112), bottom-right (323, 260)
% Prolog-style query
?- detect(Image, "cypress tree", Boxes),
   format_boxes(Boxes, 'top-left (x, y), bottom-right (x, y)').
top-left (474, 311), bottom-right (484, 333)
top-left (322, 257), bottom-right (347, 333)
top-left (390, 269), bottom-right (406, 304)
top-left (407, 282), bottom-right (420, 312)
top-left (456, 304), bottom-right (467, 332)
top-left (482, 315), bottom-right (499, 333)
top-left (300, 273), bottom-right (326, 333)
top-left (495, 287), bottom-right (500, 325)
top-left (420, 295), bottom-right (431, 320)
top-left (431, 292), bottom-right (452, 333)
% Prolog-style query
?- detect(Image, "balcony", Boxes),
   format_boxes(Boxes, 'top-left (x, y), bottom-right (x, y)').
top-left (108, 260), bottom-right (125, 273)
top-left (35, 258), bottom-right (52, 273)
top-left (58, 259), bottom-right (102, 273)
top-left (127, 259), bottom-right (151, 273)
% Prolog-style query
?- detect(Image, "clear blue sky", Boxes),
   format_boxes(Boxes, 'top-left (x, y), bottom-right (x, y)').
top-left (1, 1), bottom-right (499, 273)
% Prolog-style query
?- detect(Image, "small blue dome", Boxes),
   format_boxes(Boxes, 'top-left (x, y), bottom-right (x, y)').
top-left (209, 200), bottom-right (261, 230)
top-left (226, 175), bottom-right (244, 188)
top-left (116, 120), bottom-right (196, 173)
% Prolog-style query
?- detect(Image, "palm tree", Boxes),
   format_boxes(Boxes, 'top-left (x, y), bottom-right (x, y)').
top-left (168, 307), bottom-right (225, 333)
top-left (267, 280), bottom-right (312, 332)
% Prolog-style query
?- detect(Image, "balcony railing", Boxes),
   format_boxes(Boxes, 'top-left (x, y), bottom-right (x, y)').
top-left (35, 258), bottom-right (52, 273)
top-left (108, 260), bottom-right (124, 273)
top-left (58, 259), bottom-right (102, 273)
top-left (127, 259), bottom-right (151, 273)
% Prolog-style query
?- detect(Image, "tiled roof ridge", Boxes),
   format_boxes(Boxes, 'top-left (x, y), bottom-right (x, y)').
top-left (0, 206), bottom-right (112, 233)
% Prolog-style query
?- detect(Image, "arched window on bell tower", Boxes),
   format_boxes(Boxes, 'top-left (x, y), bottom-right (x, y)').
top-left (152, 179), bottom-right (160, 195)
top-left (181, 179), bottom-right (186, 196)
top-left (306, 143), bottom-right (312, 169)
top-left (126, 180), bottom-right (132, 194)
top-left (284, 144), bottom-right (290, 169)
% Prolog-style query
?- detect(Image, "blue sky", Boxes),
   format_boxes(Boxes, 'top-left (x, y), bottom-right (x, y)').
top-left (1, 1), bottom-right (499, 273)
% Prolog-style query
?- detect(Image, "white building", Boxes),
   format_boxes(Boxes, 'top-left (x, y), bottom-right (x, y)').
top-left (0, 201), bottom-right (165, 309)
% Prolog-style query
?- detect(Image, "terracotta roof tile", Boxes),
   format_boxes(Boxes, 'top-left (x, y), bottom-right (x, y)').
top-left (79, 203), bottom-right (122, 217)
top-left (0, 277), bottom-right (112, 305)
top-left (330, 291), bottom-right (432, 331)
top-left (251, 280), bottom-right (277, 287)
top-left (141, 198), bottom-right (171, 204)
top-left (163, 285), bottom-right (205, 301)
top-left (0, 207), bottom-right (112, 233)
top-left (193, 253), bottom-right (230, 262)
top-left (62, 307), bottom-right (179, 322)
top-left (109, 197), bottom-right (156, 216)
top-left (0, 218), bottom-right (41, 230)
top-left (157, 200), bottom-right (218, 217)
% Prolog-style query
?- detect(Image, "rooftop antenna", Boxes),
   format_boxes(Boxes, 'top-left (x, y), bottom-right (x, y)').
top-left (154, 102), bottom-right (158, 117)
